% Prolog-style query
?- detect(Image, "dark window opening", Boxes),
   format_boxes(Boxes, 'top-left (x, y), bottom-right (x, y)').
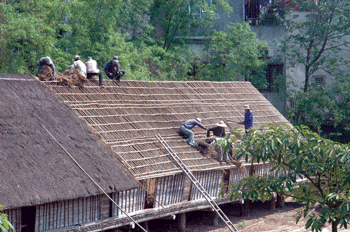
top-left (260, 63), bottom-right (283, 93)
top-left (21, 206), bottom-right (36, 232)
top-left (314, 76), bottom-right (325, 86)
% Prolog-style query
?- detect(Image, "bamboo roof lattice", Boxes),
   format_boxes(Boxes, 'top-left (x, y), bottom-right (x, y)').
top-left (47, 80), bottom-right (291, 180)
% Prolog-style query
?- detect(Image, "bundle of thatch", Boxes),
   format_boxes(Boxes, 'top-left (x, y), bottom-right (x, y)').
top-left (37, 65), bottom-right (56, 81)
top-left (37, 65), bottom-right (88, 87)
top-left (62, 68), bottom-right (88, 88)
top-left (195, 137), bottom-right (241, 167)
top-left (195, 141), bottom-right (218, 159)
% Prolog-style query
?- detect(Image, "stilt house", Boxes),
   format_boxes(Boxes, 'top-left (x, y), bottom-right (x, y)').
top-left (42, 79), bottom-right (291, 231)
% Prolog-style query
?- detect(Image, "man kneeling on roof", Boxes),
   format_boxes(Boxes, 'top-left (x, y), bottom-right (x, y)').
top-left (180, 118), bottom-right (207, 146)
top-left (37, 56), bottom-right (57, 80)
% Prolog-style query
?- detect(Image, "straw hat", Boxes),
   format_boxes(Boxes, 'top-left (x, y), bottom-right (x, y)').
top-left (216, 120), bottom-right (227, 127)
top-left (196, 118), bottom-right (201, 123)
top-left (244, 104), bottom-right (250, 110)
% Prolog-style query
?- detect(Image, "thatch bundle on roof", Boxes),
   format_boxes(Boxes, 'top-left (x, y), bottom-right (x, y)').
top-left (38, 65), bottom-right (88, 87)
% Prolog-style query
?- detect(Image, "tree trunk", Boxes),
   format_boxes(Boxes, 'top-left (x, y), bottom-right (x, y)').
top-left (332, 221), bottom-right (337, 232)
top-left (304, 66), bottom-right (310, 93)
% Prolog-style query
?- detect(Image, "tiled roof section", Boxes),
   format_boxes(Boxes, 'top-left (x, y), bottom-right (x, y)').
top-left (48, 80), bottom-right (290, 180)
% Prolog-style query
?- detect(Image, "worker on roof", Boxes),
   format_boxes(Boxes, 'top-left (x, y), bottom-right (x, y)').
top-left (85, 56), bottom-right (104, 86)
top-left (69, 55), bottom-right (87, 78)
top-left (180, 118), bottom-right (207, 146)
top-left (239, 104), bottom-right (253, 133)
top-left (104, 56), bottom-right (125, 82)
top-left (37, 56), bottom-right (57, 80)
top-left (206, 120), bottom-right (227, 138)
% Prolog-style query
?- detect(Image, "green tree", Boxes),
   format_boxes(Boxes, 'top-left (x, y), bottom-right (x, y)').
top-left (224, 123), bottom-right (350, 232)
top-left (0, 205), bottom-right (13, 232)
top-left (0, 0), bottom-right (71, 73)
top-left (149, 0), bottom-right (232, 52)
top-left (287, 74), bottom-right (350, 143)
top-left (284, 0), bottom-right (350, 93)
top-left (197, 22), bottom-right (268, 89)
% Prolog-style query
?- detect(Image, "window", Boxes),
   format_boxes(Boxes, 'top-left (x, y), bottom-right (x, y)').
top-left (314, 75), bottom-right (325, 86)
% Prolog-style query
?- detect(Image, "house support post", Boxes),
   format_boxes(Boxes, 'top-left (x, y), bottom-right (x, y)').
top-left (141, 221), bottom-right (149, 232)
top-left (211, 211), bottom-right (219, 225)
top-left (240, 199), bottom-right (250, 216)
top-left (177, 213), bottom-right (186, 232)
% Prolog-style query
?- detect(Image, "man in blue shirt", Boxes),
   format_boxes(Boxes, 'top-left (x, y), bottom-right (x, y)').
top-left (180, 118), bottom-right (207, 146)
top-left (239, 105), bottom-right (253, 133)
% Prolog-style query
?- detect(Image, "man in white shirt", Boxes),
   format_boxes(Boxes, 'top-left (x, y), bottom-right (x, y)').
top-left (69, 55), bottom-right (87, 78)
top-left (85, 56), bottom-right (104, 86)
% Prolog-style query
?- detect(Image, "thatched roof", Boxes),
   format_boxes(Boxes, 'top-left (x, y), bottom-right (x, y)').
top-left (47, 79), bottom-right (291, 180)
top-left (0, 74), bottom-right (138, 209)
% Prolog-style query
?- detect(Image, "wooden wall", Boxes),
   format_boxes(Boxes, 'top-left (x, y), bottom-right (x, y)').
top-left (229, 165), bottom-right (250, 186)
top-left (3, 208), bottom-right (20, 232)
top-left (113, 182), bottom-right (146, 217)
top-left (190, 170), bottom-right (223, 201)
top-left (35, 195), bottom-right (101, 231)
top-left (154, 174), bottom-right (185, 207)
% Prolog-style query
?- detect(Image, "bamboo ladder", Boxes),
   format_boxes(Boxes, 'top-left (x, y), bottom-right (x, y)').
top-left (155, 134), bottom-right (239, 232)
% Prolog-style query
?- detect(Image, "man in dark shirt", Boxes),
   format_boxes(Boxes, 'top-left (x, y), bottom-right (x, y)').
top-left (179, 118), bottom-right (207, 146)
top-left (239, 104), bottom-right (253, 133)
top-left (104, 56), bottom-right (125, 82)
top-left (206, 120), bottom-right (227, 138)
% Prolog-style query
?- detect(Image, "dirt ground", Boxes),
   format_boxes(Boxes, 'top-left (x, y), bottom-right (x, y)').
top-left (147, 199), bottom-right (350, 232)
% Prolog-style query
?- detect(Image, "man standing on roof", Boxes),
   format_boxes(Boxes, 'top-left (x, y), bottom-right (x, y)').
top-left (85, 56), bottom-right (104, 86)
top-left (104, 56), bottom-right (125, 82)
top-left (69, 55), bottom-right (87, 78)
top-left (37, 56), bottom-right (57, 80)
top-left (206, 120), bottom-right (227, 138)
top-left (239, 104), bottom-right (253, 133)
top-left (180, 118), bottom-right (207, 146)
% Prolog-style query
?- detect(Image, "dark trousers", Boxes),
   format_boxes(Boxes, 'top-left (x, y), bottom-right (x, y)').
top-left (87, 71), bottom-right (103, 85)
top-left (110, 69), bottom-right (125, 81)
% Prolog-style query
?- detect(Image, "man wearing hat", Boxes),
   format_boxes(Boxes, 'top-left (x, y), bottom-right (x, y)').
top-left (69, 55), bottom-right (87, 78)
top-left (239, 104), bottom-right (253, 133)
top-left (104, 56), bottom-right (125, 82)
top-left (206, 120), bottom-right (227, 138)
top-left (85, 56), bottom-right (104, 86)
top-left (180, 118), bottom-right (207, 146)
top-left (37, 56), bottom-right (57, 80)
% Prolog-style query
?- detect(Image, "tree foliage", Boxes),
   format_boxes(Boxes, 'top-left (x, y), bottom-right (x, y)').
top-left (224, 123), bottom-right (350, 232)
top-left (0, 0), bottom-right (269, 88)
top-left (0, 205), bottom-right (13, 232)
top-left (287, 74), bottom-right (350, 143)
top-left (149, 0), bottom-right (232, 51)
top-left (202, 22), bottom-right (268, 88)
top-left (284, 0), bottom-right (350, 93)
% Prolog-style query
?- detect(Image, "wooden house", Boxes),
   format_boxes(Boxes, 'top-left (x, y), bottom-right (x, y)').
top-left (42, 79), bottom-right (291, 231)
top-left (0, 74), bottom-right (139, 232)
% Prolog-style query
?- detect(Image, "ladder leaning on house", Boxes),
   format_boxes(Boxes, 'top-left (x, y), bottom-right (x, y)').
top-left (155, 134), bottom-right (239, 232)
